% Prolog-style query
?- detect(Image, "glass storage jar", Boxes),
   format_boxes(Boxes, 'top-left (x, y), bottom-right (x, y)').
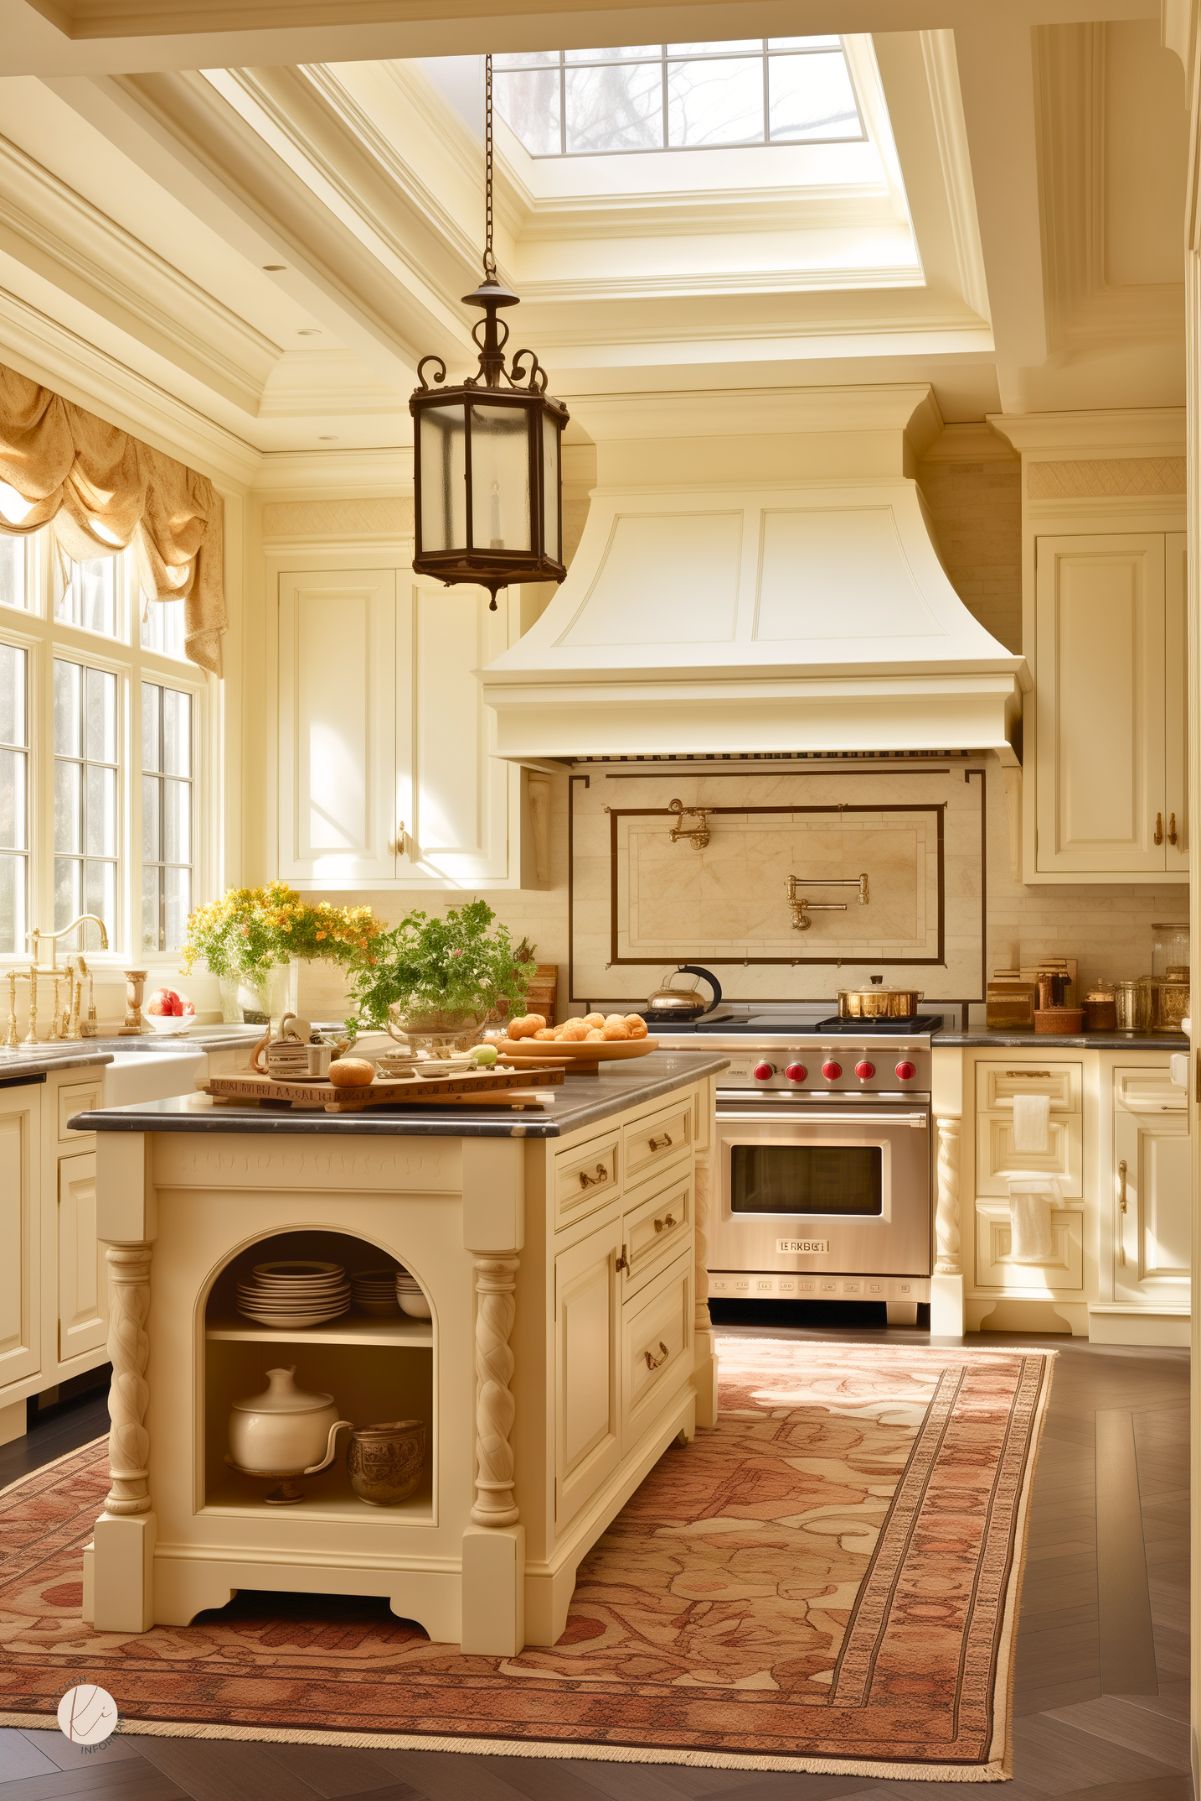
top-left (1151, 923), bottom-right (1189, 981)
top-left (1083, 983), bottom-right (1117, 1032)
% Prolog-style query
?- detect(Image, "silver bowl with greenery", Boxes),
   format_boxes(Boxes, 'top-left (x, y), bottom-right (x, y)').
top-left (345, 901), bottom-right (532, 1057)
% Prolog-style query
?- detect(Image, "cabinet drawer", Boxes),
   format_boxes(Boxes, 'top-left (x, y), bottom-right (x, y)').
top-left (975, 1112), bottom-right (1082, 1199)
top-left (623, 1099), bottom-right (692, 1186)
top-left (58, 1080), bottom-right (102, 1147)
top-left (622, 1170), bottom-right (691, 1298)
top-left (1114, 1067), bottom-right (1187, 1113)
top-left (553, 1130), bottom-right (621, 1231)
top-left (976, 1061), bottom-right (1082, 1113)
top-left (975, 1202), bottom-right (1084, 1292)
top-left (621, 1252), bottom-right (693, 1445)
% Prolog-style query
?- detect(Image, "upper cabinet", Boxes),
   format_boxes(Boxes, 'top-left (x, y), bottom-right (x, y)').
top-left (275, 563), bottom-right (540, 890)
top-left (1032, 530), bottom-right (1187, 879)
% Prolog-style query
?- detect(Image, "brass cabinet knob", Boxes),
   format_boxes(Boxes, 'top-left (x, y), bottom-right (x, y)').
top-left (1154, 812), bottom-right (1164, 846)
top-left (1168, 811), bottom-right (1179, 846)
top-left (643, 1339), bottom-right (670, 1371)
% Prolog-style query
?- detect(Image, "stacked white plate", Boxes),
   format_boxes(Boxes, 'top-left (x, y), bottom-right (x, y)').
top-left (236, 1259), bottom-right (351, 1329)
top-left (395, 1269), bottom-right (432, 1320)
top-left (350, 1268), bottom-right (400, 1316)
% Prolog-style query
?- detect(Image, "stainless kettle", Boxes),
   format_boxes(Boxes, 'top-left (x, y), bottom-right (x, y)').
top-left (645, 965), bottom-right (723, 1020)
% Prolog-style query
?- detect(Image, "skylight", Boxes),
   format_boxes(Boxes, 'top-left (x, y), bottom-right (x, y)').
top-left (494, 38), bottom-right (863, 158)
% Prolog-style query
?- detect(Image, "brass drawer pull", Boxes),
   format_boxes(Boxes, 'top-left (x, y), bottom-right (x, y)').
top-left (1118, 1158), bottom-right (1128, 1213)
top-left (1169, 811), bottom-right (1179, 846)
top-left (648, 1131), bottom-right (674, 1152)
top-left (578, 1163), bottom-right (609, 1190)
top-left (653, 1212), bottom-right (678, 1234)
top-left (615, 1245), bottom-right (630, 1272)
top-left (1154, 811), bottom-right (1165, 846)
top-left (643, 1339), bottom-right (670, 1371)
top-left (1005, 1070), bottom-right (1052, 1079)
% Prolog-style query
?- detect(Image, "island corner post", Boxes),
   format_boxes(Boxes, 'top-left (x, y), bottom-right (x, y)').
top-left (77, 1058), bottom-right (724, 1655)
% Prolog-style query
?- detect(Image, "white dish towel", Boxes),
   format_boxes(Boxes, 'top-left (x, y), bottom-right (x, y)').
top-left (1012, 1092), bottom-right (1051, 1155)
top-left (1007, 1176), bottom-right (1061, 1264)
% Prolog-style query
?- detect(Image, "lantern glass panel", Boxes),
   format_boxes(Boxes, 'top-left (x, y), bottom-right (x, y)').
top-left (469, 404), bottom-right (532, 553)
top-left (419, 404), bottom-right (467, 554)
top-left (542, 414), bottom-right (561, 562)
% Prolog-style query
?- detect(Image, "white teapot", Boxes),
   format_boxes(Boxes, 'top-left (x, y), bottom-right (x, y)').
top-left (228, 1366), bottom-right (351, 1498)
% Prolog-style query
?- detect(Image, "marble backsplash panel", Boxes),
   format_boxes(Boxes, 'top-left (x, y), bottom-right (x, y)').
top-left (572, 763), bottom-right (986, 1004)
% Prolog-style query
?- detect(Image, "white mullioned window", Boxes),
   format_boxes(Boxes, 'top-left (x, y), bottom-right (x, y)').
top-left (494, 37), bottom-right (864, 158)
top-left (0, 523), bottom-right (208, 962)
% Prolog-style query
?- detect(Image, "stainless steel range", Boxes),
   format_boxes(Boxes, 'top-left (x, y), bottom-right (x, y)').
top-left (656, 1013), bottom-right (936, 1323)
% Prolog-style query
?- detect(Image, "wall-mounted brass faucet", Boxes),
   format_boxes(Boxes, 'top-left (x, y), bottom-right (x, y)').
top-left (786, 873), bottom-right (869, 931)
top-left (4, 915), bottom-right (111, 1047)
top-left (667, 798), bottom-right (711, 850)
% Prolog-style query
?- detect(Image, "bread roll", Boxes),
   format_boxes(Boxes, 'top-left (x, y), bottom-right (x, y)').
top-left (560, 1021), bottom-right (589, 1042)
top-left (625, 1015), bottom-right (649, 1039)
top-left (584, 1012), bottom-right (605, 1028)
top-left (602, 1019), bottom-right (630, 1040)
top-left (328, 1057), bottom-right (374, 1089)
top-left (585, 1028), bottom-right (606, 1041)
top-left (533, 1027), bottom-right (556, 1040)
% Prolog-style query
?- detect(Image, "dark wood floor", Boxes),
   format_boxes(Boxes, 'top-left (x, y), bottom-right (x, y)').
top-left (0, 1325), bottom-right (1191, 1800)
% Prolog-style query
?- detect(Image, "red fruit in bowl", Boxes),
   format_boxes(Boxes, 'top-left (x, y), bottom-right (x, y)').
top-left (148, 987), bottom-right (182, 1017)
top-left (179, 998), bottom-right (195, 1017)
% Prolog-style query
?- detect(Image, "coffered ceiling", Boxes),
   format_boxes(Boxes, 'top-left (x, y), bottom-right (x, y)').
top-left (0, 0), bottom-right (1186, 485)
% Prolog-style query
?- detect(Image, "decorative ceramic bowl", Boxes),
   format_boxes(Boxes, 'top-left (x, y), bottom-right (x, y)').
top-left (346, 1419), bottom-right (427, 1506)
top-left (387, 1005), bottom-right (488, 1058)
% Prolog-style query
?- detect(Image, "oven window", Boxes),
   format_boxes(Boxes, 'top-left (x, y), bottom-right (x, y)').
top-left (729, 1144), bottom-right (883, 1217)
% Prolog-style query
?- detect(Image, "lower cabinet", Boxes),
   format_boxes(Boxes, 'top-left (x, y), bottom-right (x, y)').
top-left (57, 1150), bottom-right (105, 1365)
top-left (554, 1216), bottom-right (622, 1529)
top-left (0, 1086), bottom-right (41, 1394)
top-left (1113, 1069), bottom-right (1190, 1309)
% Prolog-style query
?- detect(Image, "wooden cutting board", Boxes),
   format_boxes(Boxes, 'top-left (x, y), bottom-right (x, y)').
top-left (204, 1065), bottom-right (564, 1113)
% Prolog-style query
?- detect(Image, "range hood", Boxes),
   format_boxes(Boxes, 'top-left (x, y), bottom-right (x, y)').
top-left (480, 385), bottom-right (1029, 763)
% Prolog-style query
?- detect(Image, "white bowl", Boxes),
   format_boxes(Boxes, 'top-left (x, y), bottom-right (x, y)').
top-left (146, 1011), bottom-right (195, 1035)
top-left (396, 1291), bottom-right (432, 1319)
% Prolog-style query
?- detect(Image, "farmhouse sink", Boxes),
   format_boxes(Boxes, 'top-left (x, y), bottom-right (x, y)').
top-left (102, 1048), bottom-right (207, 1106)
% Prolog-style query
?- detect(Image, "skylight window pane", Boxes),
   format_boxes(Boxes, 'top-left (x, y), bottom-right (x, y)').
top-left (496, 68), bottom-right (562, 154)
top-left (493, 49), bottom-right (558, 68)
top-left (564, 44), bottom-right (656, 61)
top-left (769, 48), bottom-right (860, 141)
top-left (565, 61), bottom-right (662, 152)
top-left (667, 56), bottom-right (763, 148)
top-left (668, 40), bottom-right (762, 55)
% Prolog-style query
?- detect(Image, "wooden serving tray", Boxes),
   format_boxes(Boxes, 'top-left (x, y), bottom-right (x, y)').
top-left (204, 1065), bottom-right (564, 1113)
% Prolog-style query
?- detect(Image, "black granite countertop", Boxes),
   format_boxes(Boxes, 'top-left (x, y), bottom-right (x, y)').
top-left (935, 1030), bottom-right (1188, 1050)
top-left (71, 1051), bottom-right (731, 1140)
top-left (0, 1046), bottom-right (114, 1082)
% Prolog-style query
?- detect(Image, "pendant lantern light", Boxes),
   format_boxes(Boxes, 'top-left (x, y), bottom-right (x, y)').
top-left (410, 54), bottom-right (569, 609)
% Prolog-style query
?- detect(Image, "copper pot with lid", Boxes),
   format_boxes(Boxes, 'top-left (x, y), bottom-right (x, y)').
top-left (837, 985), bottom-right (923, 1020)
top-left (645, 965), bottom-right (723, 1020)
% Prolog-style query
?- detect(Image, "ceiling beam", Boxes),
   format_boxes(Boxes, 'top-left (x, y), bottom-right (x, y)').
top-left (2, 0), bottom-right (1159, 77)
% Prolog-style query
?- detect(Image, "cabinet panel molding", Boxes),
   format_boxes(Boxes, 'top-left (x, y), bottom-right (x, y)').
top-left (58, 1150), bottom-right (106, 1364)
top-left (0, 1092), bottom-right (40, 1388)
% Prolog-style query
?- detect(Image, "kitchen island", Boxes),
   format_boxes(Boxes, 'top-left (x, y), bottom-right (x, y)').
top-left (72, 1052), bottom-right (726, 1654)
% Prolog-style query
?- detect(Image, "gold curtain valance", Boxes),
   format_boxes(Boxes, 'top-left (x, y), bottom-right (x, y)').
top-left (0, 364), bottom-right (226, 675)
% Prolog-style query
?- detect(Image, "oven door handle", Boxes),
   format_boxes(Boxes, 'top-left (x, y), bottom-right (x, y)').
top-left (716, 1109), bottom-right (930, 1128)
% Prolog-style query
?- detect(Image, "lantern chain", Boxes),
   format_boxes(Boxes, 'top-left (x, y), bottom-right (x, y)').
top-left (483, 53), bottom-right (497, 282)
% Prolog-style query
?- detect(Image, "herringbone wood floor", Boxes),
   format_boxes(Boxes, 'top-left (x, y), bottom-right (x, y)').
top-left (0, 1326), bottom-right (1190, 1800)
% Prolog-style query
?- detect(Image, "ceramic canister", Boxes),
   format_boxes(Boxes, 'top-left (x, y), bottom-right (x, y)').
top-left (228, 1366), bottom-right (344, 1474)
top-left (346, 1420), bottom-right (428, 1505)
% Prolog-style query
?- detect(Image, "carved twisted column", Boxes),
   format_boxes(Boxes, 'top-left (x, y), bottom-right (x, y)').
top-left (471, 1256), bottom-right (519, 1527)
top-left (934, 1116), bottom-right (962, 1276)
top-left (104, 1245), bottom-right (152, 1516)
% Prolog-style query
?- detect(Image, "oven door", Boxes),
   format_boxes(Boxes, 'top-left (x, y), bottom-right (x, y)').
top-left (712, 1104), bottom-right (932, 1277)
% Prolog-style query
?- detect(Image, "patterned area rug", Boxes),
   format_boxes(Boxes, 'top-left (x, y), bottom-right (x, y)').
top-left (0, 1338), bottom-right (1052, 1781)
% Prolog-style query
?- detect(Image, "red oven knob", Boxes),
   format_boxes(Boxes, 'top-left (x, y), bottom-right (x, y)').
top-left (784, 1062), bottom-right (808, 1083)
top-left (821, 1060), bottom-right (842, 1082)
top-left (753, 1061), bottom-right (776, 1082)
top-left (895, 1060), bottom-right (917, 1082)
top-left (854, 1060), bottom-right (876, 1080)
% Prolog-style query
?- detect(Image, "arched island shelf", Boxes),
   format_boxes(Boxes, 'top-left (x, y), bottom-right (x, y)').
top-left (78, 1059), bottom-right (723, 1656)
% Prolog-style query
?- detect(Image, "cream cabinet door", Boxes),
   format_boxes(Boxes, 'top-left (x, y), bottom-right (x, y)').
top-left (395, 577), bottom-right (516, 887)
top-left (554, 1216), bottom-right (622, 1529)
top-left (57, 1150), bottom-right (106, 1365)
top-left (0, 1087), bottom-right (40, 1391)
top-left (1164, 531), bottom-right (1188, 873)
top-left (277, 569), bottom-right (402, 883)
top-left (1034, 534), bottom-right (1167, 874)
top-left (1115, 1101), bottom-right (1191, 1306)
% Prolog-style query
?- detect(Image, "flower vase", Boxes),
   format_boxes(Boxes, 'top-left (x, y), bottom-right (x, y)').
top-left (219, 963), bottom-right (296, 1026)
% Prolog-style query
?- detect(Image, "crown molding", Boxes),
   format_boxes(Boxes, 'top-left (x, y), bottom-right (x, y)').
top-left (920, 421), bottom-right (1019, 463)
top-left (0, 131), bottom-right (278, 416)
top-left (0, 284), bottom-right (260, 487)
top-left (988, 406), bottom-right (1187, 456)
top-left (919, 29), bottom-right (990, 323)
top-left (250, 444), bottom-right (414, 495)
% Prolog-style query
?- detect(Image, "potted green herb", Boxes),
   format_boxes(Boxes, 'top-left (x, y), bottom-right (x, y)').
top-left (345, 900), bottom-right (533, 1054)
